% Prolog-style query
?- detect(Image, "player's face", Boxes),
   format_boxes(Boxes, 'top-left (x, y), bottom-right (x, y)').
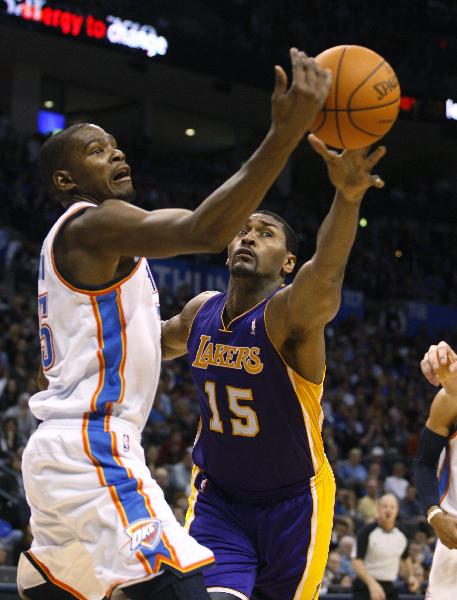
top-left (227, 214), bottom-right (295, 279)
top-left (65, 125), bottom-right (135, 203)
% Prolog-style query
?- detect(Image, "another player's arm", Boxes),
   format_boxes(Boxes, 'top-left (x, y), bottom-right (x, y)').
top-left (66, 51), bottom-right (331, 261)
top-left (37, 365), bottom-right (48, 391)
top-left (352, 528), bottom-right (386, 600)
top-left (414, 341), bottom-right (457, 550)
top-left (267, 135), bottom-right (386, 382)
top-left (161, 292), bottom-right (217, 360)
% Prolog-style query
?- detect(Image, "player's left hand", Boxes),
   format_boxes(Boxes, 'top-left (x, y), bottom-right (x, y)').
top-left (308, 134), bottom-right (386, 203)
top-left (421, 341), bottom-right (457, 395)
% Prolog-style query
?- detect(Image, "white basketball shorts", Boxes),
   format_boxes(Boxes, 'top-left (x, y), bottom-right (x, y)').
top-left (426, 538), bottom-right (457, 600)
top-left (17, 415), bottom-right (214, 600)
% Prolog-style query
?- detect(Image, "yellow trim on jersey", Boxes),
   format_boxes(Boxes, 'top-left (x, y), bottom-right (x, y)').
top-left (184, 465), bottom-right (201, 532)
top-left (220, 296), bottom-right (269, 332)
top-left (287, 367), bottom-right (325, 474)
top-left (293, 461), bottom-right (336, 600)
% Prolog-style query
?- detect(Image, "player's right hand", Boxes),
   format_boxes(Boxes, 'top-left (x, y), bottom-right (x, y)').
top-left (430, 512), bottom-right (457, 550)
top-left (368, 579), bottom-right (386, 600)
top-left (421, 341), bottom-right (457, 395)
top-left (271, 48), bottom-right (331, 142)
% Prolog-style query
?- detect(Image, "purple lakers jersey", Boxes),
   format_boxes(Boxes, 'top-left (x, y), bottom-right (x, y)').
top-left (187, 290), bottom-right (327, 502)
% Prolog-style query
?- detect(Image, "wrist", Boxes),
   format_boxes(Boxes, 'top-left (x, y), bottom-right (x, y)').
top-left (427, 505), bottom-right (444, 524)
top-left (268, 124), bottom-right (303, 150)
top-left (334, 189), bottom-right (364, 205)
top-left (442, 384), bottom-right (457, 399)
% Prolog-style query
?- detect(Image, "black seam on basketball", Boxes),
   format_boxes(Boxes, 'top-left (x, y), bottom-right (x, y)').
top-left (313, 106), bottom-right (327, 134)
top-left (335, 46), bottom-right (347, 148)
top-left (347, 59), bottom-right (386, 110)
top-left (346, 111), bottom-right (383, 137)
top-left (323, 96), bottom-right (401, 112)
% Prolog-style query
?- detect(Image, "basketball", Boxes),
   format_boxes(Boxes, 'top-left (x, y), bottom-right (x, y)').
top-left (311, 45), bottom-right (401, 149)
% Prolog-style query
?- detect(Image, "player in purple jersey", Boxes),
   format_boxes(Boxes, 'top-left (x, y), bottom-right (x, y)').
top-left (162, 137), bottom-right (386, 599)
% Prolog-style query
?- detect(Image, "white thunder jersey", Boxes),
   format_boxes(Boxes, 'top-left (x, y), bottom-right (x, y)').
top-left (426, 430), bottom-right (457, 600)
top-left (437, 430), bottom-right (457, 516)
top-left (31, 201), bottom-right (161, 431)
top-left (19, 201), bottom-right (214, 599)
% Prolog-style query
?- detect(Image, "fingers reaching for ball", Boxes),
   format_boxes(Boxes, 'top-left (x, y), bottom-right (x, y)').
top-left (270, 47), bottom-right (333, 143)
top-left (307, 133), bottom-right (387, 202)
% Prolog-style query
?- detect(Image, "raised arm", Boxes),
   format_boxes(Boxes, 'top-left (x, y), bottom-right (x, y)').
top-left (414, 341), bottom-right (457, 549)
top-left (67, 50), bottom-right (331, 261)
top-left (267, 135), bottom-right (386, 382)
top-left (161, 292), bottom-right (217, 361)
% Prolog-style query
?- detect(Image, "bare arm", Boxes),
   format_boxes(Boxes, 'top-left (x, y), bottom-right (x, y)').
top-left (64, 50), bottom-right (331, 283)
top-left (352, 559), bottom-right (386, 600)
top-left (400, 557), bottom-right (420, 593)
top-left (161, 292), bottom-right (217, 360)
top-left (267, 136), bottom-right (386, 382)
top-left (37, 365), bottom-right (48, 391)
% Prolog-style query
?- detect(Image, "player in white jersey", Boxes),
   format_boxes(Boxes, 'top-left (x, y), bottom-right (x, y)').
top-left (17, 50), bottom-right (332, 600)
top-left (414, 340), bottom-right (457, 600)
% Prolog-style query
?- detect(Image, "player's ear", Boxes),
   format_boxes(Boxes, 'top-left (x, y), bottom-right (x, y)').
top-left (283, 254), bottom-right (296, 275)
top-left (53, 170), bottom-right (77, 194)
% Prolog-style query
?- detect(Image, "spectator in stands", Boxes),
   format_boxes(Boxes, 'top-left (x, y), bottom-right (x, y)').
top-left (357, 479), bottom-right (380, 524)
top-left (337, 447), bottom-right (368, 488)
top-left (338, 535), bottom-right (356, 580)
top-left (331, 515), bottom-right (355, 550)
top-left (384, 462), bottom-right (409, 501)
top-left (154, 466), bottom-right (173, 504)
top-left (169, 446), bottom-right (193, 494)
top-left (322, 551), bottom-right (345, 593)
top-left (352, 494), bottom-right (420, 599)
top-left (156, 429), bottom-right (186, 466)
top-left (0, 417), bottom-right (21, 462)
top-left (399, 485), bottom-right (423, 526)
top-left (4, 392), bottom-right (37, 444)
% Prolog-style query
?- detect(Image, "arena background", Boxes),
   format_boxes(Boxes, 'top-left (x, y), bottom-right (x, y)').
top-left (1, 0), bottom-right (457, 598)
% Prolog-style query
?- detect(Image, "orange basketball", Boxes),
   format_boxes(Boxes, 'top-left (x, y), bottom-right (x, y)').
top-left (311, 45), bottom-right (400, 149)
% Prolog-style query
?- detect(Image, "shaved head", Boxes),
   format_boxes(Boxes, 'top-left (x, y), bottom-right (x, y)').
top-left (39, 123), bottom-right (95, 200)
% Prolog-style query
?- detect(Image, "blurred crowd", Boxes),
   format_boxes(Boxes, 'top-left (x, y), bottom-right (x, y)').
top-left (1, 121), bottom-right (457, 596)
top-left (58, 0), bottom-right (457, 96)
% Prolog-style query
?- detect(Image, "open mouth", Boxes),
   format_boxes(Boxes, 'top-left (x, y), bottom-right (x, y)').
top-left (112, 165), bottom-right (131, 183)
top-left (234, 248), bottom-right (255, 259)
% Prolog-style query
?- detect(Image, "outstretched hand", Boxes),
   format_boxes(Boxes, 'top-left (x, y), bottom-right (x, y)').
top-left (271, 48), bottom-right (332, 142)
top-left (308, 134), bottom-right (386, 203)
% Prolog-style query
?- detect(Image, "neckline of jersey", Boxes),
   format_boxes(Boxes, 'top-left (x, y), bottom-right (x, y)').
top-left (219, 284), bottom-right (284, 332)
